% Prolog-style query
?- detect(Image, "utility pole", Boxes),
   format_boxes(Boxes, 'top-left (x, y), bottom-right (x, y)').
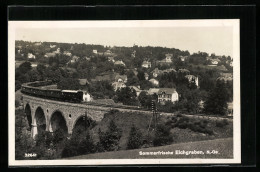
top-left (147, 100), bottom-right (157, 135)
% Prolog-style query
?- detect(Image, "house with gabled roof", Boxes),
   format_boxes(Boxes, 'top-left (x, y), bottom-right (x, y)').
top-left (157, 53), bottom-right (173, 66)
top-left (157, 88), bottom-right (179, 103)
top-left (27, 53), bottom-right (35, 59)
top-left (185, 75), bottom-right (199, 87)
top-left (112, 82), bottom-right (126, 91)
top-left (129, 86), bottom-right (142, 96)
top-left (151, 68), bottom-right (162, 77)
top-left (178, 55), bottom-right (188, 62)
top-left (108, 56), bottom-right (115, 62)
top-left (142, 61), bottom-right (152, 68)
top-left (115, 74), bottom-right (127, 83)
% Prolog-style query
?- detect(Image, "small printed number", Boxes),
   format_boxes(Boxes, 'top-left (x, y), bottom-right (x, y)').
top-left (24, 153), bottom-right (37, 157)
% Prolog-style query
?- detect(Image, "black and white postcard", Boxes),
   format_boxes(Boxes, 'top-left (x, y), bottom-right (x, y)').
top-left (8, 20), bottom-right (240, 166)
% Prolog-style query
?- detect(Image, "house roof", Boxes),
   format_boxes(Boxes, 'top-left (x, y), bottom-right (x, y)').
top-left (112, 82), bottom-right (126, 89)
top-left (152, 68), bottom-right (162, 74)
top-left (149, 78), bottom-right (159, 82)
top-left (142, 61), bottom-right (151, 65)
top-left (217, 65), bottom-right (228, 71)
top-left (115, 74), bottom-right (127, 81)
top-left (129, 86), bottom-right (141, 92)
top-left (158, 88), bottom-right (177, 95)
top-left (44, 52), bottom-right (56, 58)
top-left (108, 56), bottom-right (114, 60)
top-left (185, 74), bottom-right (196, 78)
top-left (219, 73), bottom-right (233, 77)
top-left (178, 69), bottom-right (190, 73)
top-left (148, 88), bottom-right (160, 95)
top-left (114, 60), bottom-right (125, 65)
top-left (162, 68), bottom-right (177, 73)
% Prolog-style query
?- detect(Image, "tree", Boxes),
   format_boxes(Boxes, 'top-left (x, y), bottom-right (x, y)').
top-left (57, 77), bottom-right (81, 90)
top-left (137, 70), bottom-right (145, 81)
top-left (204, 80), bottom-right (229, 115)
top-left (127, 125), bottom-right (143, 149)
top-left (98, 120), bottom-right (122, 151)
top-left (114, 87), bottom-right (138, 105)
top-left (153, 124), bottom-right (173, 146)
top-left (18, 61), bottom-right (32, 74)
top-left (78, 131), bottom-right (96, 154)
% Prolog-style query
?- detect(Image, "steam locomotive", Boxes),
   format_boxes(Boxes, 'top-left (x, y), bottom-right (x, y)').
top-left (21, 81), bottom-right (85, 103)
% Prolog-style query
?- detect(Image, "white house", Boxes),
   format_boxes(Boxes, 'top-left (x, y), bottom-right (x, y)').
top-left (108, 56), bottom-right (115, 62)
top-left (112, 82), bottom-right (126, 91)
top-left (178, 55), bottom-right (188, 62)
top-left (63, 51), bottom-right (72, 57)
top-left (151, 68), bottom-right (162, 78)
top-left (34, 42), bottom-right (42, 46)
top-left (157, 53), bottom-right (173, 65)
top-left (142, 61), bottom-right (152, 68)
top-left (144, 73), bottom-right (149, 80)
top-left (53, 48), bottom-right (60, 54)
top-left (157, 88), bottom-right (179, 104)
top-left (50, 44), bottom-right (56, 48)
top-left (93, 49), bottom-right (98, 54)
top-left (82, 91), bottom-right (92, 102)
top-left (131, 50), bottom-right (136, 58)
top-left (27, 53), bottom-right (36, 59)
top-left (185, 75), bottom-right (199, 87)
top-left (115, 74), bottom-right (127, 83)
top-left (70, 56), bottom-right (80, 63)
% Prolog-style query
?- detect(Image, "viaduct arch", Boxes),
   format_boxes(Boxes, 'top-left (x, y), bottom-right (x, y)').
top-left (22, 95), bottom-right (109, 138)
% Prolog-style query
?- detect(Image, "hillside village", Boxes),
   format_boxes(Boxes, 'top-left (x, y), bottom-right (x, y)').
top-left (15, 40), bottom-right (233, 115)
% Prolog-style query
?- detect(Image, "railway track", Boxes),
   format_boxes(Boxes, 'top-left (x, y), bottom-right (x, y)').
top-left (82, 102), bottom-right (233, 120)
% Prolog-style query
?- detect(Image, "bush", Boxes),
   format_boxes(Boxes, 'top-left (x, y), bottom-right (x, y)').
top-left (216, 119), bottom-right (229, 128)
top-left (61, 130), bottom-right (95, 158)
top-left (174, 116), bottom-right (213, 135)
top-left (127, 125), bottom-right (143, 150)
top-left (153, 124), bottom-right (173, 146)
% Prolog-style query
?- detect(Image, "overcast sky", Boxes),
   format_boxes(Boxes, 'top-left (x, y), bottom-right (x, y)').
top-left (16, 26), bottom-right (233, 57)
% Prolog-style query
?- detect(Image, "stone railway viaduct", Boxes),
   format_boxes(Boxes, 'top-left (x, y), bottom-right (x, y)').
top-left (22, 95), bottom-right (111, 138)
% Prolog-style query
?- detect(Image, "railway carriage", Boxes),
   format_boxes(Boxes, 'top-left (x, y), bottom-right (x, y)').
top-left (21, 81), bottom-right (85, 103)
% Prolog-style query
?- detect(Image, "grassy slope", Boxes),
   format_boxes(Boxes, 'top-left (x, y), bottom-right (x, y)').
top-left (91, 111), bottom-right (233, 150)
top-left (66, 137), bottom-right (233, 159)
